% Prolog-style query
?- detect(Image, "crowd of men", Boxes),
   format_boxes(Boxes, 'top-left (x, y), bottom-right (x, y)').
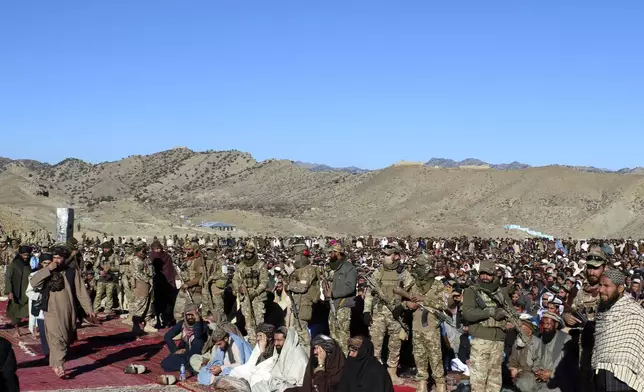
top-left (2, 230), bottom-right (644, 392)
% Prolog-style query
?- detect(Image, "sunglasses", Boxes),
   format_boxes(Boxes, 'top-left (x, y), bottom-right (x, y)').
top-left (586, 255), bottom-right (605, 262)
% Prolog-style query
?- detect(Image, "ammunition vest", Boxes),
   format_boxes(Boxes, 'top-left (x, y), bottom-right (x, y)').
top-left (573, 288), bottom-right (599, 322)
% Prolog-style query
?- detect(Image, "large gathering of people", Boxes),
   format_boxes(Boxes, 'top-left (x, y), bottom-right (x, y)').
top-left (2, 230), bottom-right (644, 392)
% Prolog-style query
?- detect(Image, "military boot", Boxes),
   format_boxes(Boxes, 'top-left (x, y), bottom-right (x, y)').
top-left (387, 367), bottom-right (404, 385)
top-left (416, 380), bottom-right (428, 392)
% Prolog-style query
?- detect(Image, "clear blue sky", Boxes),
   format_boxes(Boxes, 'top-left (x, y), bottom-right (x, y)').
top-left (1, 1), bottom-right (643, 170)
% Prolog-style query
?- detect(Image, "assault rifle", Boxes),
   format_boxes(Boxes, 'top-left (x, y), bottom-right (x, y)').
top-left (393, 287), bottom-right (462, 332)
top-left (365, 275), bottom-right (410, 336)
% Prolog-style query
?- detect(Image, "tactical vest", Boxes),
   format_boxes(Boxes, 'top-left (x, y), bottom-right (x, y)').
top-left (572, 288), bottom-right (599, 322)
top-left (241, 264), bottom-right (262, 289)
top-left (474, 289), bottom-right (506, 329)
top-left (211, 259), bottom-right (229, 290)
top-left (378, 267), bottom-right (401, 309)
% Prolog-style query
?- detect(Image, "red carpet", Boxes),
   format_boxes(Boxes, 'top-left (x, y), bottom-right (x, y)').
top-left (1, 302), bottom-right (415, 391)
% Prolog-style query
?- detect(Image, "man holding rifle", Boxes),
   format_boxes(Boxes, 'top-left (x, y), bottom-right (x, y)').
top-left (232, 243), bottom-right (268, 345)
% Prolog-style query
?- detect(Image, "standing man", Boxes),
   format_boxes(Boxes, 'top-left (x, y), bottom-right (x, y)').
top-left (173, 241), bottom-right (204, 321)
top-left (93, 242), bottom-right (119, 316)
top-left (5, 245), bottom-right (32, 336)
top-left (201, 244), bottom-right (227, 319)
top-left (325, 244), bottom-right (357, 355)
top-left (562, 247), bottom-right (606, 392)
top-left (363, 245), bottom-right (411, 385)
top-left (286, 243), bottom-right (319, 351)
top-left (462, 259), bottom-right (511, 392)
top-left (232, 243), bottom-right (268, 344)
top-left (592, 268), bottom-right (644, 392)
top-left (406, 255), bottom-right (448, 392)
top-left (118, 242), bottom-right (135, 313)
top-left (130, 242), bottom-right (156, 334)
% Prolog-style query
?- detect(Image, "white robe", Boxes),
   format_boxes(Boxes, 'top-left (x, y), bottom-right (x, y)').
top-left (251, 327), bottom-right (309, 392)
top-left (229, 344), bottom-right (278, 387)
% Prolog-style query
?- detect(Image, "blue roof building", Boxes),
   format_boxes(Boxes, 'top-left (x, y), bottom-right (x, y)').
top-left (197, 221), bottom-right (236, 231)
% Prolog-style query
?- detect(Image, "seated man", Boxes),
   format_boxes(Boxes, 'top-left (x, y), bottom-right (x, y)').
top-left (161, 303), bottom-right (207, 374)
top-left (228, 324), bottom-right (279, 384)
top-left (509, 312), bottom-right (574, 392)
top-left (196, 323), bottom-right (253, 385)
top-left (252, 326), bottom-right (309, 392)
top-left (508, 314), bottom-right (543, 391)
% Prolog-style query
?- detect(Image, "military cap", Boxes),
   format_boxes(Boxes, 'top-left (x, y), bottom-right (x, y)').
top-left (585, 246), bottom-right (608, 267)
top-left (479, 259), bottom-right (496, 275)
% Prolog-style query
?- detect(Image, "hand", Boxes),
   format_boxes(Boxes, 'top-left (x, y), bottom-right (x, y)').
top-left (509, 367), bottom-right (519, 379)
top-left (180, 284), bottom-right (187, 292)
top-left (411, 295), bottom-right (424, 303)
top-left (257, 333), bottom-right (267, 351)
top-left (71, 250), bottom-right (78, 257)
top-left (48, 260), bottom-right (61, 271)
top-left (175, 349), bottom-right (186, 355)
top-left (363, 312), bottom-right (372, 326)
top-left (536, 369), bottom-right (552, 382)
top-left (406, 301), bottom-right (419, 311)
top-left (7, 293), bottom-right (13, 302)
top-left (494, 309), bottom-right (508, 321)
top-left (315, 346), bottom-right (327, 364)
top-left (563, 313), bottom-right (582, 326)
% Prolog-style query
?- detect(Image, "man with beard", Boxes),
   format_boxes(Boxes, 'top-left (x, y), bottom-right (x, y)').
top-left (228, 323), bottom-right (279, 386)
top-left (592, 268), bottom-right (644, 392)
top-left (325, 244), bottom-right (357, 356)
top-left (286, 243), bottom-right (319, 351)
top-left (405, 254), bottom-right (447, 392)
top-left (252, 326), bottom-right (309, 392)
top-left (232, 243), bottom-right (268, 344)
top-left (529, 312), bottom-right (574, 392)
top-left (196, 322), bottom-right (253, 385)
top-left (117, 241), bottom-right (134, 313)
top-left (562, 246), bottom-right (606, 392)
top-left (150, 240), bottom-right (177, 328)
top-left (507, 314), bottom-right (543, 392)
top-left (363, 245), bottom-right (411, 385)
top-left (162, 303), bottom-right (208, 373)
top-left (93, 242), bottom-right (119, 316)
top-left (173, 241), bottom-right (204, 322)
top-left (5, 245), bottom-right (33, 335)
top-left (462, 259), bottom-right (511, 392)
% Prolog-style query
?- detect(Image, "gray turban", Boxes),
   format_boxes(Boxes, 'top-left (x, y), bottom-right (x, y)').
top-left (603, 268), bottom-right (626, 286)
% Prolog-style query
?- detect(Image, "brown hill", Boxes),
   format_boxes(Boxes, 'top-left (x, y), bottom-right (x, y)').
top-left (1, 148), bottom-right (644, 239)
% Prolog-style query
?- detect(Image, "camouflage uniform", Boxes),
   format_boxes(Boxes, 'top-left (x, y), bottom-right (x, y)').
top-left (462, 262), bottom-right (510, 392)
top-left (173, 245), bottom-right (204, 320)
top-left (232, 244), bottom-right (268, 345)
top-left (328, 246), bottom-right (357, 355)
top-left (0, 243), bottom-right (16, 297)
top-left (131, 252), bottom-right (155, 321)
top-left (287, 244), bottom-right (319, 351)
top-left (201, 248), bottom-right (227, 317)
top-left (407, 278), bottom-right (447, 392)
top-left (118, 245), bottom-right (135, 311)
top-left (93, 244), bottom-right (119, 313)
top-left (569, 282), bottom-right (601, 392)
top-left (364, 261), bottom-right (413, 370)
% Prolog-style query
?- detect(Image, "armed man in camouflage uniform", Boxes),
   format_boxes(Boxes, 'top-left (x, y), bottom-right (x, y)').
top-left (405, 254), bottom-right (447, 392)
top-left (0, 238), bottom-right (16, 297)
top-left (173, 241), bottom-right (204, 321)
top-left (562, 246), bottom-right (607, 392)
top-left (286, 243), bottom-right (319, 351)
top-left (462, 259), bottom-right (512, 392)
top-left (232, 243), bottom-right (268, 344)
top-left (363, 245), bottom-right (413, 385)
top-left (201, 242), bottom-right (227, 319)
top-left (326, 244), bottom-right (357, 355)
top-left (118, 241), bottom-right (135, 312)
top-left (93, 241), bottom-right (119, 315)
top-left (129, 242), bottom-right (157, 333)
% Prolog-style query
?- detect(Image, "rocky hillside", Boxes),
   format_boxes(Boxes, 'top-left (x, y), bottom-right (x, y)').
top-left (2, 148), bottom-right (644, 238)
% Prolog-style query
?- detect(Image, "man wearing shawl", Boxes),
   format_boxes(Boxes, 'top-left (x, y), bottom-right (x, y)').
top-left (162, 303), bottom-right (207, 373)
top-left (5, 245), bottom-right (33, 335)
top-left (593, 268), bottom-right (644, 392)
top-left (252, 327), bottom-right (309, 392)
top-left (284, 334), bottom-right (345, 392)
top-left (336, 335), bottom-right (394, 392)
top-left (30, 245), bottom-right (95, 378)
top-left (150, 240), bottom-right (177, 328)
top-left (196, 323), bottom-right (253, 385)
top-left (222, 323), bottom-right (278, 383)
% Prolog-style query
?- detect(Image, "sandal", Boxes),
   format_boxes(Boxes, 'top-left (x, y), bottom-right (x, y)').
top-left (124, 364), bottom-right (147, 374)
top-left (158, 375), bottom-right (177, 385)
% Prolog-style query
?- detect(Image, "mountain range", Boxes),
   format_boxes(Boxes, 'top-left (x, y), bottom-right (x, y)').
top-left (2, 147), bottom-right (644, 239)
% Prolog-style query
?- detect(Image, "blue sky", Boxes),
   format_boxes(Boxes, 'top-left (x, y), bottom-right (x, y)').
top-left (1, 1), bottom-right (643, 170)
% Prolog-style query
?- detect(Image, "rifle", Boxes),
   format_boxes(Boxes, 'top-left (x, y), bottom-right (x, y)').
top-left (393, 286), bottom-right (462, 332)
top-left (237, 268), bottom-right (257, 331)
top-left (365, 275), bottom-right (409, 336)
top-left (287, 291), bottom-right (304, 330)
top-left (491, 289), bottom-right (531, 346)
top-left (318, 267), bottom-right (337, 329)
top-left (174, 263), bottom-right (194, 304)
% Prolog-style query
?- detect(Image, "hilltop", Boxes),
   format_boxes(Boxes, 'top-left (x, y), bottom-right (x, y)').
top-left (1, 148), bottom-right (644, 239)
